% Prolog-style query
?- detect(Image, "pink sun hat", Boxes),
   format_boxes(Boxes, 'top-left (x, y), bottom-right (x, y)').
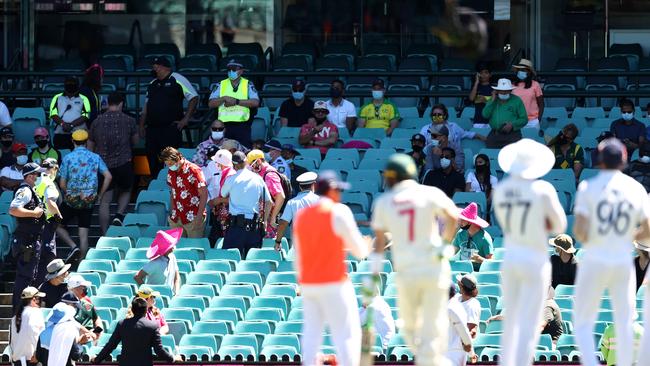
top-left (458, 202), bottom-right (489, 229)
top-left (147, 228), bottom-right (183, 259)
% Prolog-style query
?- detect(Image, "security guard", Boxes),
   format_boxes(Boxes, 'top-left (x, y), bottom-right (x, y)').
top-left (220, 151), bottom-right (273, 258)
top-left (34, 158), bottom-right (63, 285)
top-left (9, 162), bottom-right (46, 310)
top-left (208, 59), bottom-right (260, 148)
top-left (265, 139), bottom-right (291, 179)
top-left (274, 171), bottom-right (319, 251)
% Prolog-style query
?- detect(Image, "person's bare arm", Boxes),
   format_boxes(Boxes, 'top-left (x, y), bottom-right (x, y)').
top-left (275, 220), bottom-right (289, 249)
top-left (238, 98), bottom-right (260, 108)
top-left (87, 138), bottom-right (95, 151)
top-left (175, 97), bottom-right (198, 130)
top-left (270, 192), bottom-right (285, 224)
top-left (280, 117), bottom-right (289, 127)
top-left (9, 206), bottom-right (44, 218)
top-left (573, 214), bottom-right (589, 244)
top-left (139, 103), bottom-right (148, 137)
top-left (357, 118), bottom-right (367, 128)
top-left (346, 117), bottom-right (356, 132)
top-left (386, 119), bottom-right (399, 136)
top-left (134, 270), bottom-right (146, 285)
top-left (173, 268), bottom-right (180, 295)
top-left (314, 131), bottom-right (338, 147)
top-left (536, 96), bottom-right (545, 120)
top-left (1, 177), bottom-right (22, 191)
top-left (197, 186), bottom-right (208, 219)
top-left (98, 170), bottom-right (112, 198)
top-left (573, 162), bottom-right (583, 181)
top-left (442, 206), bottom-right (460, 243)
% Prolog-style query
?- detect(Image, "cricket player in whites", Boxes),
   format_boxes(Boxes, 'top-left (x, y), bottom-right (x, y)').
top-left (371, 154), bottom-right (459, 366)
top-left (493, 139), bottom-right (567, 366)
top-left (572, 138), bottom-right (650, 366)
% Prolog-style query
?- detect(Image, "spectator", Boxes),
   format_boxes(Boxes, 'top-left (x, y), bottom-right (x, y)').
top-left (591, 131), bottom-right (614, 168)
top-left (126, 285), bottom-right (169, 335)
top-left (160, 147), bottom-right (208, 238)
top-left (299, 101), bottom-right (339, 156)
top-left (92, 297), bottom-right (179, 366)
top-left (549, 234), bottom-right (578, 288)
top-left (634, 240), bottom-right (650, 291)
top-left (625, 141), bottom-right (650, 192)
top-left (29, 127), bottom-right (61, 164)
top-left (192, 120), bottom-right (246, 167)
top-left (455, 274), bottom-right (481, 338)
top-left (359, 293), bottom-right (395, 348)
top-left (358, 79), bottom-right (400, 136)
top-left (540, 287), bottom-right (563, 349)
top-left (220, 151), bottom-right (272, 258)
top-left (1, 142), bottom-right (29, 191)
top-left (600, 320), bottom-right (644, 366)
top-left (50, 76), bottom-right (91, 150)
top-left (208, 59), bottom-right (260, 148)
top-left (512, 59), bottom-right (544, 128)
top-left (281, 144), bottom-right (307, 195)
top-left (482, 79), bottom-right (528, 148)
top-left (611, 99), bottom-right (646, 157)
top-left (547, 123), bottom-right (585, 181)
top-left (246, 149), bottom-right (286, 239)
top-left (206, 150), bottom-right (236, 246)
top-left (423, 124), bottom-right (452, 172)
top-left (447, 283), bottom-right (474, 365)
top-left (465, 154), bottom-right (497, 202)
top-left (38, 259), bottom-right (71, 308)
top-left (88, 92), bottom-right (138, 231)
top-left (34, 158), bottom-right (62, 285)
top-left (279, 79), bottom-right (315, 128)
top-left (422, 147), bottom-right (465, 198)
top-left (251, 139), bottom-right (266, 151)
top-left (36, 300), bottom-right (92, 366)
top-left (10, 286), bottom-right (45, 366)
top-left (0, 99), bottom-right (12, 127)
top-left (0, 126), bottom-right (15, 168)
top-left (326, 79), bottom-right (357, 132)
top-left (140, 57), bottom-right (199, 177)
top-left (57, 129), bottom-right (112, 257)
top-left (134, 228), bottom-right (182, 296)
top-left (420, 104), bottom-right (485, 171)
top-left (469, 62), bottom-right (493, 128)
top-left (406, 133), bottom-right (427, 177)
top-left (79, 64), bottom-right (104, 125)
top-left (265, 139), bottom-right (291, 179)
top-left (274, 172), bottom-right (319, 250)
top-left (67, 275), bottom-right (102, 337)
top-left (452, 203), bottom-right (494, 271)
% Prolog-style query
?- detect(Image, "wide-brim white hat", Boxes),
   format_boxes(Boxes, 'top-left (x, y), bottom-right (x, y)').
top-left (492, 78), bottom-right (516, 91)
top-left (498, 138), bottom-right (555, 179)
top-left (634, 240), bottom-right (650, 252)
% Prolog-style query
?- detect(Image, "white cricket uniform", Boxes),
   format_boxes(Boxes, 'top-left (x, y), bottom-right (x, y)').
top-left (447, 298), bottom-right (473, 366)
top-left (573, 171), bottom-right (650, 366)
top-left (492, 176), bottom-right (567, 366)
top-left (372, 179), bottom-right (458, 366)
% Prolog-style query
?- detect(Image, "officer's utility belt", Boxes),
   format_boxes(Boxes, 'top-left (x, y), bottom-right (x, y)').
top-left (229, 214), bottom-right (260, 231)
top-left (14, 229), bottom-right (41, 240)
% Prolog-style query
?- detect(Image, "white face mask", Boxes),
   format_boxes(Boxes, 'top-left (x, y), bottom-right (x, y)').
top-left (640, 156), bottom-right (650, 164)
top-left (16, 155), bottom-right (28, 166)
top-left (211, 131), bottom-right (224, 140)
top-left (430, 139), bottom-right (440, 147)
top-left (440, 158), bottom-right (451, 169)
top-left (622, 112), bottom-right (634, 121)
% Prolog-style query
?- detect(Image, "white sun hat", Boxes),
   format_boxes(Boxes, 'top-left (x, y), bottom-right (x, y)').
top-left (498, 138), bottom-right (555, 179)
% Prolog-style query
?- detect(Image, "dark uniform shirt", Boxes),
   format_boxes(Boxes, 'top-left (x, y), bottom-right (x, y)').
top-left (422, 168), bottom-right (465, 198)
top-left (550, 254), bottom-right (577, 288)
top-left (39, 281), bottom-right (68, 308)
top-left (289, 163), bottom-right (308, 198)
top-left (145, 72), bottom-right (198, 128)
top-left (625, 161), bottom-right (650, 192)
top-left (278, 98), bottom-right (315, 128)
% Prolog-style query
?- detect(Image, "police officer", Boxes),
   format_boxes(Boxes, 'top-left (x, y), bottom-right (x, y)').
top-left (274, 171), bottom-right (319, 251)
top-left (9, 162), bottom-right (46, 310)
top-left (34, 158), bottom-right (62, 285)
top-left (265, 139), bottom-right (291, 179)
top-left (220, 151), bottom-right (273, 258)
top-left (281, 144), bottom-right (307, 196)
top-left (208, 59), bottom-right (260, 148)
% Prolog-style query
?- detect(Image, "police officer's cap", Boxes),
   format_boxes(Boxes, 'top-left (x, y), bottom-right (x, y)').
top-left (265, 140), bottom-right (282, 151)
top-left (41, 158), bottom-right (59, 169)
top-left (22, 162), bottom-right (44, 176)
top-left (151, 57), bottom-right (171, 68)
top-left (226, 59), bottom-right (244, 69)
top-left (384, 154), bottom-right (418, 181)
top-left (296, 172), bottom-right (317, 185)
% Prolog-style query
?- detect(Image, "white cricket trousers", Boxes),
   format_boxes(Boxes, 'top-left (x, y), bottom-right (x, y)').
top-left (301, 280), bottom-right (361, 366)
top-left (574, 252), bottom-right (635, 366)
top-left (394, 260), bottom-right (451, 366)
top-left (499, 250), bottom-right (551, 366)
top-left (446, 351), bottom-right (467, 366)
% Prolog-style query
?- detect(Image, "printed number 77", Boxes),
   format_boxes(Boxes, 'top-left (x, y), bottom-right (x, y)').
top-left (399, 208), bottom-right (415, 242)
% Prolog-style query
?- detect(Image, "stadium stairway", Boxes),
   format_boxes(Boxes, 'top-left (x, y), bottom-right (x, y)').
top-left (0, 269), bottom-right (15, 349)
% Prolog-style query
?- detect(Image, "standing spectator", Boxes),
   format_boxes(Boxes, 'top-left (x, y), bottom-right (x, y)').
top-left (10, 287), bottom-right (45, 366)
top-left (455, 274), bottom-right (482, 338)
top-left (9, 162), bottom-right (46, 310)
top-left (139, 57), bottom-right (199, 177)
top-left (359, 294), bottom-right (395, 349)
top-left (79, 64), bottom-right (104, 125)
top-left (547, 123), bottom-right (585, 181)
top-left (67, 275), bottom-right (102, 337)
top-left (34, 158), bottom-right (62, 285)
top-left (422, 147), bottom-right (465, 198)
top-left (633, 240), bottom-right (650, 291)
top-left (49, 77), bottom-right (91, 150)
top-left (206, 150), bottom-right (236, 246)
top-left (279, 79), bottom-right (315, 127)
top-left (281, 144), bottom-right (307, 195)
top-left (358, 79), bottom-right (400, 136)
top-left (482, 79), bottom-right (528, 148)
top-left (29, 127), bottom-right (61, 164)
top-left (0, 99), bottom-right (12, 127)
top-left (220, 151), bottom-right (272, 257)
top-left (511, 59), bottom-right (544, 128)
top-left (274, 172), bottom-right (319, 250)
top-left (600, 320), bottom-right (644, 366)
top-left (447, 284), bottom-right (474, 365)
top-left (57, 129), bottom-right (112, 257)
top-left (192, 120), bottom-right (245, 167)
top-left (265, 139), bottom-right (291, 179)
top-left (469, 62), bottom-right (493, 128)
top-left (1, 142), bottom-right (29, 191)
top-left (611, 99), bottom-right (646, 157)
top-left (246, 150), bottom-right (286, 238)
top-left (160, 147), bottom-right (207, 238)
top-left (326, 79), bottom-right (357, 132)
top-left (465, 154), bottom-right (497, 201)
top-left (406, 133), bottom-right (427, 177)
top-left (549, 234), bottom-right (578, 288)
top-left (299, 101), bottom-right (339, 156)
top-left (129, 285), bottom-right (169, 335)
top-left (452, 203), bottom-right (494, 271)
top-left (134, 228), bottom-right (182, 296)
top-left (208, 59), bottom-right (260, 148)
top-left (0, 126), bottom-right (15, 168)
top-left (38, 259), bottom-right (71, 308)
top-left (625, 141), bottom-right (650, 191)
top-left (88, 92), bottom-right (138, 231)
top-left (37, 298), bottom-right (92, 366)
top-left (541, 287), bottom-right (564, 349)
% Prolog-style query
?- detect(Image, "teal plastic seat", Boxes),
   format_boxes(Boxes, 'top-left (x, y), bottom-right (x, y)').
top-left (557, 334), bottom-right (577, 356)
top-left (178, 345), bottom-right (213, 359)
top-left (177, 238), bottom-right (210, 251)
top-left (341, 192), bottom-right (370, 213)
top-left (122, 213), bottom-right (159, 233)
top-left (220, 284), bottom-right (257, 299)
top-left (142, 225), bottom-right (169, 238)
top-left (250, 296), bottom-right (290, 318)
top-left (192, 320), bottom-right (232, 336)
top-left (162, 308), bottom-right (197, 325)
top-left (480, 347), bottom-right (501, 362)
top-left (235, 320), bottom-right (273, 335)
top-left (95, 236), bottom-right (132, 256)
top-left (275, 321), bottom-right (302, 334)
top-left (97, 284), bottom-right (134, 297)
top-left (202, 308), bottom-right (241, 325)
top-left (246, 307), bottom-right (284, 323)
top-left (353, 128), bottom-right (386, 144)
top-left (474, 271), bottom-right (501, 284)
top-left (319, 159), bottom-right (355, 175)
top-left (390, 346), bottom-right (414, 361)
top-left (76, 272), bottom-right (102, 288)
top-left (324, 149), bottom-right (360, 168)
top-left (479, 260), bottom-right (502, 272)
top-left (179, 334), bottom-right (220, 354)
top-left (124, 248), bottom-right (149, 260)
top-left (217, 345), bottom-right (256, 361)
top-left (91, 296), bottom-right (126, 309)
top-left (135, 237), bottom-right (156, 248)
top-left (474, 333), bottom-right (501, 355)
top-left (179, 284), bottom-right (216, 298)
top-left (261, 284), bottom-right (297, 298)
top-left (555, 284), bottom-right (575, 297)
top-left (538, 333), bottom-right (553, 351)
top-left (227, 271), bottom-right (264, 293)
top-left (222, 334), bottom-right (259, 354)
top-left (170, 295), bottom-right (209, 311)
top-left (266, 272), bottom-right (297, 285)
top-left (262, 334), bottom-right (300, 353)
top-left (177, 260), bottom-right (195, 273)
top-left (452, 191), bottom-right (488, 218)
top-left (167, 320), bottom-right (189, 344)
top-left (187, 271), bottom-right (225, 289)
top-left (196, 260), bottom-right (234, 273)
top-left (357, 260), bottom-right (392, 273)
top-left (117, 259), bottom-right (147, 272)
top-left (484, 320), bottom-right (503, 334)
top-left (450, 260), bottom-right (473, 273)
top-left (260, 345), bottom-right (298, 361)
top-left (104, 272), bottom-right (136, 285)
top-left (236, 260), bottom-right (276, 278)
top-left (209, 296), bottom-right (249, 315)
top-left (246, 248), bottom-right (283, 262)
top-left (535, 350), bottom-right (561, 361)
top-left (175, 248), bottom-right (204, 262)
top-left (135, 190), bottom-right (170, 226)
top-left (78, 259), bottom-right (116, 273)
top-left (206, 248), bottom-right (242, 261)
top-left (287, 308), bottom-right (303, 321)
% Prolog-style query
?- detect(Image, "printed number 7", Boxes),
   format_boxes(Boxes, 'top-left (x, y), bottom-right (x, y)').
top-left (399, 208), bottom-right (415, 242)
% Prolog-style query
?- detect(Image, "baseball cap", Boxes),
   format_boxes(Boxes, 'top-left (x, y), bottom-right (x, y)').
top-left (41, 158), bottom-right (59, 169)
top-left (137, 285), bottom-right (161, 299)
top-left (61, 291), bottom-right (79, 304)
top-left (281, 144), bottom-right (301, 156)
top-left (0, 126), bottom-right (13, 137)
top-left (429, 124), bottom-right (450, 137)
top-left (411, 133), bottom-right (426, 143)
top-left (548, 234), bottom-right (576, 254)
top-left (246, 149), bottom-right (265, 164)
top-left (292, 79), bottom-right (306, 90)
top-left (71, 129), bottom-right (89, 141)
top-left (212, 149), bottom-right (233, 167)
top-left (315, 170), bottom-right (350, 193)
top-left (598, 138), bottom-right (627, 168)
top-left (151, 56), bottom-right (171, 68)
top-left (21, 286), bottom-right (45, 300)
top-left (313, 100), bottom-right (329, 111)
top-left (457, 274), bottom-right (478, 291)
top-left (34, 127), bottom-right (49, 138)
top-left (232, 151), bottom-right (247, 165)
top-left (384, 154), bottom-right (418, 181)
top-left (226, 59), bottom-right (244, 69)
top-left (372, 78), bottom-right (385, 88)
top-left (221, 139), bottom-right (239, 151)
top-left (265, 140), bottom-right (282, 151)
top-left (11, 142), bottom-right (27, 154)
top-left (67, 274), bottom-right (91, 289)
top-left (22, 162), bottom-right (45, 176)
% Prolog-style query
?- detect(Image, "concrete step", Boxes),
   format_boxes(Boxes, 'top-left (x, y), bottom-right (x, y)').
top-left (0, 306), bottom-right (12, 318)
top-left (0, 294), bottom-right (11, 306)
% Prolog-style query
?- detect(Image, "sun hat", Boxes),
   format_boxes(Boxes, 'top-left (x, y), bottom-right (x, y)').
top-left (11, 142), bottom-right (27, 154)
top-left (315, 170), bottom-right (350, 193)
top-left (265, 139), bottom-right (282, 151)
top-left (67, 274), bottom-right (91, 289)
top-left (137, 285), bottom-right (161, 299)
top-left (151, 57), bottom-right (171, 68)
top-left (221, 139), bottom-right (239, 151)
top-left (634, 240), bottom-right (650, 252)
top-left (232, 151), bottom-right (246, 165)
top-left (147, 228), bottom-right (183, 259)
top-left (226, 59), bottom-right (244, 69)
top-left (21, 286), bottom-right (46, 300)
top-left (21, 162), bottom-right (45, 176)
top-left (458, 202), bottom-right (489, 228)
top-left (45, 259), bottom-right (71, 281)
top-left (498, 138), bottom-right (555, 179)
top-left (211, 149), bottom-right (233, 167)
top-left (281, 144), bottom-right (301, 156)
top-left (513, 58), bottom-right (536, 75)
top-left (313, 100), bottom-right (329, 111)
top-left (548, 234), bottom-right (576, 254)
top-left (492, 78), bottom-right (517, 91)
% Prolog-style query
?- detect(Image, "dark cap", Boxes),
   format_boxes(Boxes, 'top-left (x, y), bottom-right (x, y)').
top-left (372, 78), bottom-right (385, 88)
top-left (384, 154), bottom-right (418, 181)
top-left (315, 170), bottom-right (350, 194)
top-left (265, 140), bottom-right (282, 151)
top-left (0, 127), bottom-right (13, 137)
top-left (151, 57), bottom-right (171, 68)
top-left (598, 138), bottom-right (627, 168)
top-left (429, 124), bottom-right (450, 137)
top-left (60, 291), bottom-right (79, 304)
top-left (281, 144), bottom-right (301, 156)
top-left (22, 162), bottom-right (45, 176)
top-left (232, 151), bottom-right (247, 165)
top-left (41, 158), bottom-right (59, 169)
top-left (226, 59), bottom-right (244, 69)
top-left (292, 79), bottom-right (306, 89)
top-left (596, 131), bottom-right (614, 143)
top-left (411, 133), bottom-right (426, 142)
top-left (457, 274), bottom-right (478, 292)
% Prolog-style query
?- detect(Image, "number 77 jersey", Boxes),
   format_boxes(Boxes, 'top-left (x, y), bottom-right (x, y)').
top-left (493, 176), bottom-right (567, 252)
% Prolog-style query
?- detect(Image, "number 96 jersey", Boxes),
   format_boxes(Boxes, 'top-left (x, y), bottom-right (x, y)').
top-left (493, 177), bottom-right (567, 252)
top-left (574, 170), bottom-right (650, 252)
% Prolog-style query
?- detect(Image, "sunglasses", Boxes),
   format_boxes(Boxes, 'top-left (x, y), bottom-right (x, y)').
top-left (314, 110), bottom-right (327, 114)
top-left (432, 113), bottom-right (445, 117)
top-left (431, 134), bottom-right (443, 138)
top-left (211, 127), bottom-right (225, 132)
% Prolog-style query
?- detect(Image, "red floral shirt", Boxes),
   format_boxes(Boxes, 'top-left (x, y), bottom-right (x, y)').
top-left (167, 159), bottom-right (207, 224)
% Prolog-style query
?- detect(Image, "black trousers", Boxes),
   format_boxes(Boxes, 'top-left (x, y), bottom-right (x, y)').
top-left (224, 121), bottom-right (252, 149)
top-left (486, 130), bottom-right (523, 149)
top-left (222, 224), bottom-right (263, 259)
top-left (146, 125), bottom-right (182, 178)
top-left (12, 233), bottom-right (42, 310)
top-left (36, 220), bottom-right (58, 286)
top-left (53, 133), bottom-right (74, 150)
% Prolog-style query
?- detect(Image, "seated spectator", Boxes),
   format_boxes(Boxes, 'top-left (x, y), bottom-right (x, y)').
top-left (482, 79), bottom-right (527, 148)
top-left (406, 133), bottom-right (426, 178)
top-left (469, 62), bottom-right (493, 128)
top-left (359, 293), bottom-right (395, 348)
top-left (265, 139), bottom-right (291, 178)
top-left (600, 319), bottom-right (644, 366)
top-left (422, 147), bottom-right (465, 198)
top-left (134, 228), bottom-right (182, 296)
top-left (549, 234), bottom-right (578, 288)
top-left (541, 287), bottom-right (563, 349)
top-left (279, 79), bottom-right (314, 128)
top-left (512, 59), bottom-right (544, 128)
top-left (50, 76), bottom-right (91, 150)
top-left (0, 99), bottom-right (12, 127)
top-left (126, 285), bottom-right (169, 335)
top-left (590, 131), bottom-right (614, 168)
top-left (455, 274), bottom-right (481, 338)
top-left (0, 127), bottom-right (15, 168)
top-left (30, 127), bottom-right (61, 164)
top-left (634, 240), bottom-right (650, 291)
top-left (611, 99), bottom-right (646, 158)
top-left (465, 154), bottom-right (497, 202)
top-left (281, 144), bottom-right (308, 195)
top-left (547, 123), bottom-right (584, 181)
top-left (299, 101), bottom-right (339, 156)
top-left (452, 202), bottom-right (493, 271)
top-left (67, 275), bottom-right (102, 337)
top-left (358, 79), bottom-right (400, 136)
top-left (419, 104), bottom-right (485, 171)
top-left (39, 259), bottom-right (71, 308)
top-left (326, 79), bottom-right (357, 132)
top-left (192, 120), bottom-right (245, 167)
top-left (0, 143), bottom-right (28, 191)
top-left (36, 301), bottom-right (92, 366)
top-left (624, 141), bottom-right (650, 192)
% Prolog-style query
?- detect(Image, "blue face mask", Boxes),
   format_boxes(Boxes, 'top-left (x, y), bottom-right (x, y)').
top-left (292, 91), bottom-right (305, 100)
top-left (498, 93), bottom-right (510, 101)
top-left (372, 90), bottom-right (384, 100)
top-left (168, 163), bottom-right (179, 172)
top-left (516, 70), bottom-right (528, 80)
top-left (228, 70), bottom-right (239, 80)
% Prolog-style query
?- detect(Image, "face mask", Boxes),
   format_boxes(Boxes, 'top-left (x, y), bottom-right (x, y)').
top-left (432, 115), bottom-right (445, 124)
top-left (292, 91), bottom-right (305, 100)
top-left (35, 140), bottom-right (49, 149)
top-left (516, 70), bottom-right (528, 80)
top-left (430, 139), bottom-right (440, 147)
top-left (150, 69), bottom-right (158, 78)
top-left (1, 140), bottom-right (12, 148)
top-left (498, 93), bottom-right (510, 101)
top-left (211, 131), bottom-right (224, 140)
top-left (168, 163), bottom-right (179, 172)
top-left (440, 158), bottom-right (451, 169)
top-left (330, 87), bottom-right (342, 98)
top-left (475, 164), bottom-right (488, 173)
top-left (264, 152), bottom-right (272, 162)
top-left (228, 70), bottom-right (239, 80)
top-left (372, 90), bottom-right (384, 100)
top-left (640, 156), bottom-right (650, 164)
top-left (64, 84), bottom-right (76, 94)
top-left (622, 112), bottom-right (634, 121)
top-left (16, 155), bottom-right (28, 166)
top-left (460, 223), bottom-right (471, 230)
top-left (411, 145), bottom-right (423, 152)
top-left (557, 135), bottom-right (567, 145)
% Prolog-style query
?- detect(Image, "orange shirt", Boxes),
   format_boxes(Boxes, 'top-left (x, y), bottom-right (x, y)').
top-left (512, 80), bottom-right (543, 121)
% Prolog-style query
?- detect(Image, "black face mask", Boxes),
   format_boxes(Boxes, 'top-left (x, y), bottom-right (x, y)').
top-left (475, 164), bottom-right (488, 174)
top-left (461, 224), bottom-right (471, 230)
top-left (330, 87), bottom-right (342, 98)
top-left (1, 140), bottom-right (12, 148)
top-left (36, 140), bottom-right (49, 149)
top-left (64, 84), bottom-right (77, 94)
top-left (150, 69), bottom-right (158, 78)
top-left (315, 116), bottom-right (327, 124)
top-left (411, 145), bottom-right (423, 152)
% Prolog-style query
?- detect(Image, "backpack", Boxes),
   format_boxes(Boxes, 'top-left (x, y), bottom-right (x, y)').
top-left (263, 169), bottom-right (293, 212)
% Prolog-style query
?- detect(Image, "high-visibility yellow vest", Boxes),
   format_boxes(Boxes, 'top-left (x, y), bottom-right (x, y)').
top-left (218, 78), bottom-right (250, 122)
top-left (35, 175), bottom-right (56, 219)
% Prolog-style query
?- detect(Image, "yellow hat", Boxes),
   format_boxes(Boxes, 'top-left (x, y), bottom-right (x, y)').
top-left (71, 129), bottom-right (89, 141)
top-left (246, 149), bottom-right (265, 165)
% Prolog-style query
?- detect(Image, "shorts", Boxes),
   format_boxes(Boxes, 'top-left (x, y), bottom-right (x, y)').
top-left (107, 162), bottom-right (134, 191)
top-left (60, 202), bottom-right (93, 228)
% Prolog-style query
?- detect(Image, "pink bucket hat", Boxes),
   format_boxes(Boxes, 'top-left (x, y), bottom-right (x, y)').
top-left (146, 228), bottom-right (183, 259)
top-left (458, 202), bottom-right (489, 229)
